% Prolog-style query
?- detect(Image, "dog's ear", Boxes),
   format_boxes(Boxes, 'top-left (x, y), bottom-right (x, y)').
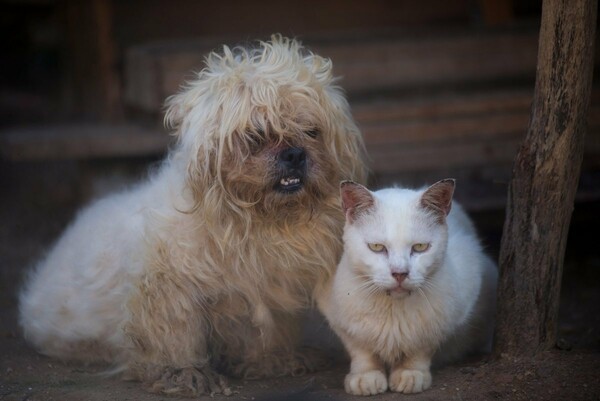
top-left (340, 181), bottom-right (375, 223)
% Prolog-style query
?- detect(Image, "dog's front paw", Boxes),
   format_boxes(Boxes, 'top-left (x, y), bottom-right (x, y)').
top-left (389, 368), bottom-right (432, 394)
top-left (344, 370), bottom-right (388, 396)
top-left (292, 346), bottom-right (332, 375)
top-left (150, 366), bottom-right (232, 397)
top-left (230, 346), bottom-right (332, 379)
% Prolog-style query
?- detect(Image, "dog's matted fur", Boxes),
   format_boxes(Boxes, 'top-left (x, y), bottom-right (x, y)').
top-left (19, 35), bottom-right (368, 396)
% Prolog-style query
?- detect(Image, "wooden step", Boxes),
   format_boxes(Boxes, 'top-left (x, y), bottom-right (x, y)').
top-left (3, 89), bottom-right (599, 170)
top-left (0, 123), bottom-right (169, 161)
top-left (360, 89), bottom-right (600, 171)
top-left (124, 28), bottom-right (544, 112)
top-left (2, 92), bottom-right (598, 211)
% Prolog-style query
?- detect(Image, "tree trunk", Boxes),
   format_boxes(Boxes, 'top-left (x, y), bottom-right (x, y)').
top-left (494, 0), bottom-right (597, 358)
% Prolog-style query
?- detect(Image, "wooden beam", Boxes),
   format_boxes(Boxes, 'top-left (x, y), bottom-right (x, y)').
top-left (494, 0), bottom-right (597, 357)
top-left (123, 29), bottom-right (541, 112)
top-left (478, 0), bottom-right (514, 26)
top-left (61, 0), bottom-right (121, 120)
top-left (0, 124), bottom-right (168, 161)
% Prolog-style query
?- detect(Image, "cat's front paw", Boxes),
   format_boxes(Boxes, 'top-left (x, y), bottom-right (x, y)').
top-left (389, 368), bottom-right (432, 394)
top-left (344, 370), bottom-right (388, 396)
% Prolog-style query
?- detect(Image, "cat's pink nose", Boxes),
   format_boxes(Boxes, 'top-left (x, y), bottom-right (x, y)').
top-left (392, 272), bottom-right (408, 284)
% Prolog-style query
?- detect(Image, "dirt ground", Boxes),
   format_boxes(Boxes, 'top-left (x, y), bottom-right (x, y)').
top-left (1, 161), bottom-right (599, 401)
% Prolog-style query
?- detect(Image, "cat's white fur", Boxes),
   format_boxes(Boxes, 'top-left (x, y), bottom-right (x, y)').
top-left (319, 180), bottom-right (497, 395)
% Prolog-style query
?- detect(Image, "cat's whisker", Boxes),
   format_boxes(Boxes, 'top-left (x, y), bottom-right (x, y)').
top-left (354, 278), bottom-right (374, 288)
top-left (417, 287), bottom-right (436, 316)
top-left (363, 282), bottom-right (382, 297)
top-left (422, 278), bottom-right (442, 293)
top-left (352, 279), bottom-right (380, 296)
top-left (369, 285), bottom-right (385, 298)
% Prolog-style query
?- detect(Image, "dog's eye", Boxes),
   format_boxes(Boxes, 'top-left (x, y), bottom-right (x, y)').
top-left (245, 129), bottom-right (265, 152)
top-left (306, 129), bottom-right (319, 139)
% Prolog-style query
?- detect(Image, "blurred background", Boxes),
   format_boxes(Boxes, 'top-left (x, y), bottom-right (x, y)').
top-left (0, 0), bottom-right (599, 351)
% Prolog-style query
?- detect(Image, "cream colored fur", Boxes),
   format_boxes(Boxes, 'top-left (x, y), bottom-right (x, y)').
top-left (319, 181), bottom-right (497, 396)
top-left (19, 35), bottom-right (368, 396)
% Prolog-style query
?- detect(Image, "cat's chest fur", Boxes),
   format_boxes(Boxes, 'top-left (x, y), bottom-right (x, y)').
top-left (328, 260), bottom-right (462, 363)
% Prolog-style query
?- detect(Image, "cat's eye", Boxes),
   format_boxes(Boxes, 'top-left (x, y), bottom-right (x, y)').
top-left (367, 243), bottom-right (386, 253)
top-left (412, 243), bottom-right (430, 253)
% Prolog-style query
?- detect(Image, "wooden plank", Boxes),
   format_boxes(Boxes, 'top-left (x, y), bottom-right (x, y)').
top-left (61, 0), bottom-right (122, 120)
top-left (351, 89), bottom-right (533, 123)
top-left (112, 1), bottom-right (471, 49)
top-left (0, 124), bottom-right (169, 161)
top-left (124, 40), bottom-right (220, 112)
top-left (3, 90), bottom-right (599, 168)
top-left (124, 29), bottom-right (541, 112)
top-left (478, 0), bottom-right (514, 26)
top-left (367, 135), bottom-right (523, 173)
top-left (361, 112), bottom-right (529, 145)
top-left (372, 164), bottom-right (514, 211)
top-left (363, 105), bottom-right (600, 173)
top-left (313, 30), bottom-right (539, 94)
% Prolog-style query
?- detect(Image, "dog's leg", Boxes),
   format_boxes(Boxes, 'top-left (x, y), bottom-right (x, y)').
top-left (124, 271), bottom-right (232, 397)
top-left (225, 313), bottom-right (332, 379)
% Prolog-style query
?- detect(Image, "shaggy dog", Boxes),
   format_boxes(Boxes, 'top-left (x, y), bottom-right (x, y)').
top-left (19, 35), bottom-right (368, 396)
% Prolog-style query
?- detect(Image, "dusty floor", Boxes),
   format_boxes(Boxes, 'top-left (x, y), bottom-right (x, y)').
top-left (1, 161), bottom-right (599, 400)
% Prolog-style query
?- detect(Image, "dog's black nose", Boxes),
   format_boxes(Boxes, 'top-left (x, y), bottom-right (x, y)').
top-left (279, 147), bottom-right (306, 169)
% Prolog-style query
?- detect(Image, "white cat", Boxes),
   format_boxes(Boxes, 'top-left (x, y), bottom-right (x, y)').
top-left (319, 179), bottom-right (498, 396)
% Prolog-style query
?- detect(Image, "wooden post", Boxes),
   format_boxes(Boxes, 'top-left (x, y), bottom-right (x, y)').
top-left (494, 0), bottom-right (597, 357)
top-left (478, 0), bottom-right (514, 26)
top-left (61, 0), bottom-right (121, 121)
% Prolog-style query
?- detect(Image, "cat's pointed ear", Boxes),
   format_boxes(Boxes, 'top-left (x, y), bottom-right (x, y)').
top-left (340, 181), bottom-right (375, 223)
top-left (421, 179), bottom-right (455, 221)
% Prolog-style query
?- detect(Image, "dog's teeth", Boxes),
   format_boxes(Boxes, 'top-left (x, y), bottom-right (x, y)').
top-left (280, 177), bottom-right (300, 186)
